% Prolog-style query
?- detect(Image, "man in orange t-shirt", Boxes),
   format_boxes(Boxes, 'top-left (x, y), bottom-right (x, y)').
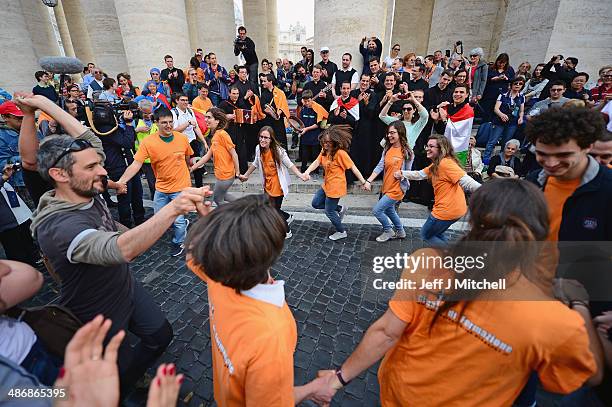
top-left (118, 108), bottom-right (194, 257)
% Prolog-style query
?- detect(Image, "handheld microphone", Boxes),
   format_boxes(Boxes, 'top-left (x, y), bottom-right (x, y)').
top-left (39, 56), bottom-right (84, 74)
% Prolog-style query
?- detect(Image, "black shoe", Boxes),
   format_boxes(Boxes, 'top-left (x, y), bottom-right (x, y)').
top-left (170, 243), bottom-right (185, 257)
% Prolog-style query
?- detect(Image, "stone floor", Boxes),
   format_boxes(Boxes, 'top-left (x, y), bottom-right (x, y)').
top-left (26, 212), bottom-right (462, 406)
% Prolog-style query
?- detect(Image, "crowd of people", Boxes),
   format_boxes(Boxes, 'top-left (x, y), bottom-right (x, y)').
top-left (1, 22), bottom-right (612, 407)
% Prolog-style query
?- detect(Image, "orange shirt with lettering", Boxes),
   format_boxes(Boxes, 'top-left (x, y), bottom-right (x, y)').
top-left (211, 130), bottom-right (236, 181)
top-left (378, 249), bottom-right (596, 407)
top-left (319, 149), bottom-right (354, 198)
top-left (261, 149), bottom-right (283, 197)
top-left (544, 176), bottom-right (581, 241)
top-left (423, 157), bottom-right (467, 220)
top-left (133, 131), bottom-right (193, 193)
top-left (382, 146), bottom-right (405, 201)
top-left (188, 263), bottom-right (297, 407)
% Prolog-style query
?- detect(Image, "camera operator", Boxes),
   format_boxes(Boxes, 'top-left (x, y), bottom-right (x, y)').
top-left (233, 26), bottom-right (259, 84)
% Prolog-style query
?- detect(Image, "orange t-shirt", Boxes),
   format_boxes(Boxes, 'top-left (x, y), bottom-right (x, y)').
top-left (544, 176), bottom-right (581, 241)
top-left (133, 131), bottom-right (193, 193)
top-left (192, 96), bottom-right (212, 113)
top-left (382, 146), bottom-right (405, 201)
top-left (188, 263), bottom-right (297, 407)
top-left (211, 130), bottom-right (236, 181)
top-left (379, 249), bottom-right (596, 407)
top-left (423, 157), bottom-right (467, 220)
top-left (261, 149), bottom-right (283, 197)
top-left (319, 149), bottom-right (354, 198)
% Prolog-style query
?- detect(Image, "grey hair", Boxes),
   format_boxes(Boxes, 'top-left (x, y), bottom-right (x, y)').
top-left (505, 139), bottom-right (521, 150)
top-left (37, 134), bottom-right (78, 185)
top-left (470, 48), bottom-right (484, 58)
top-left (138, 99), bottom-right (153, 110)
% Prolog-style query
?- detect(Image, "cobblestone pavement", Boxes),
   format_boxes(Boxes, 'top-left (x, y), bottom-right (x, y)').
top-left (29, 215), bottom-right (461, 407)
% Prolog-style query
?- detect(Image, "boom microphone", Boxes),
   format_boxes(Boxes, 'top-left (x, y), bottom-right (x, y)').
top-left (39, 56), bottom-right (84, 74)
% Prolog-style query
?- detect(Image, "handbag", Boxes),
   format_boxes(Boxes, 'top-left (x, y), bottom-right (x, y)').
top-left (6, 305), bottom-right (83, 358)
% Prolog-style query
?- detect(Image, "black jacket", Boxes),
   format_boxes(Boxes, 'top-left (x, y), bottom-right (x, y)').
top-left (100, 124), bottom-right (136, 174)
top-left (234, 37), bottom-right (258, 65)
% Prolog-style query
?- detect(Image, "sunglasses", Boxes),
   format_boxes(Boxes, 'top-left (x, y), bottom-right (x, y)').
top-left (50, 139), bottom-right (93, 169)
top-left (403, 107), bottom-right (413, 111)
top-left (393, 48), bottom-right (400, 51)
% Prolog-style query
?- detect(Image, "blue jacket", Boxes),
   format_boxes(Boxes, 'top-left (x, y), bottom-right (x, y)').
top-left (99, 123), bottom-right (136, 174)
top-left (0, 126), bottom-right (42, 187)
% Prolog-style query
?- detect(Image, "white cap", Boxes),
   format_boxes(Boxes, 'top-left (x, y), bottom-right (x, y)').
top-left (320, 46), bottom-right (330, 52)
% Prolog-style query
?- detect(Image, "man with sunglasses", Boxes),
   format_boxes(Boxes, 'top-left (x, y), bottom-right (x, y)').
top-left (318, 46), bottom-right (338, 84)
top-left (528, 80), bottom-right (569, 117)
top-left (25, 93), bottom-right (212, 392)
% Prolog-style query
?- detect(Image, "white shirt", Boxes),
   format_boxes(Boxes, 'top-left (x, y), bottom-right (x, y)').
top-left (602, 101), bottom-right (612, 132)
top-left (383, 56), bottom-right (395, 69)
top-left (0, 316), bottom-right (37, 364)
top-left (86, 79), bottom-right (104, 100)
top-left (172, 107), bottom-right (197, 142)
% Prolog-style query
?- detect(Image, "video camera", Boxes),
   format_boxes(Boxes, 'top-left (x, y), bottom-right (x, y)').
top-left (87, 96), bottom-right (140, 136)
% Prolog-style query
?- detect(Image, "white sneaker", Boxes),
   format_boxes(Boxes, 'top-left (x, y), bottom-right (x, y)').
top-left (285, 230), bottom-right (293, 239)
top-left (376, 230), bottom-right (396, 242)
top-left (394, 228), bottom-right (406, 239)
top-left (338, 205), bottom-right (348, 221)
top-left (287, 214), bottom-right (294, 225)
top-left (329, 231), bottom-right (347, 241)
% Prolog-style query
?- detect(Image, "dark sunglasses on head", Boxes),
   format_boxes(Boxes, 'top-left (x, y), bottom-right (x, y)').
top-left (50, 139), bottom-right (93, 169)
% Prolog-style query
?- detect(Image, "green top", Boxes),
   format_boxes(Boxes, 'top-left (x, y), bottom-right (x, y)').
top-left (135, 119), bottom-right (159, 164)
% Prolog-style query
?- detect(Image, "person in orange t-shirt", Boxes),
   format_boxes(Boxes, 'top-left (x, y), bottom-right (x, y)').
top-left (396, 134), bottom-right (481, 247)
top-left (302, 125), bottom-right (368, 241)
top-left (118, 108), bottom-right (194, 256)
top-left (314, 180), bottom-right (602, 407)
top-left (364, 121), bottom-right (414, 242)
top-left (191, 84), bottom-right (213, 113)
top-left (190, 108), bottom-right (240, 206)
top-left (239, 126), bottom-right (305, 239)
top-left (185, 195), bottom-right (333, 406)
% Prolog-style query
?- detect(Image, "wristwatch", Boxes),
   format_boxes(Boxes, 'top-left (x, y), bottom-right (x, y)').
top-left (335, 369), bottom-right (350, 387)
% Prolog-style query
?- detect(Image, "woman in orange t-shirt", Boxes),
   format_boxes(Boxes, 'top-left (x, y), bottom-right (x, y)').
top-left (395, 134), bottom-right (481, 246)
top-left (364, 121), bottom-right (413, 242)
top-left (302, 125), bottom-right (368, 241)
top-left (185, 195), bottom-right (332, 406)
top-left (190, 108), bottom-right (240, 206)
top-left (318, 179), bottom-right (602, 406)
top-left (239, 126), bottom-right (305, 239)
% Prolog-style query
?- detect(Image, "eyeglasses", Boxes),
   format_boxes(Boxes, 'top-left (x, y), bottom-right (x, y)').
top-left (603, 74), bottom-right (612, 78)
top-left (50, 139), bottom-right (93, 169)
top-left (403, 107), bottom-right (413, 111)
top-left (425, 144), bottom-right (438, 150)
top-left (550, 88), bottom-right (564, 92)
top-left (259, 136), bottom-right (271, 140)
top-left (178, 98), bottom-right (189, 102)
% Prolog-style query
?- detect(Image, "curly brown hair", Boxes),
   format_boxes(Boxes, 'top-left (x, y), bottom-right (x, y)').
top-left (526, 106), bottom-right (604, 148)
top-left (319, 125), bottom-right (352, 161)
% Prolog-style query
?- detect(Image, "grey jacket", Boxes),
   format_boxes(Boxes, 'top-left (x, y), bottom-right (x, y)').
top-left (470, 62), bottom-right (488, 98)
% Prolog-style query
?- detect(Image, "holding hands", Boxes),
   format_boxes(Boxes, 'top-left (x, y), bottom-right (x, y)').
top-left (300, 172), bottom-right (311, 182)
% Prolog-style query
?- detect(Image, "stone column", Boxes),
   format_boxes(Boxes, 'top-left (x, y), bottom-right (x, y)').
top-left (114, 0), bottom-right (192, 88)
top-left (185, 0), bottom-right (237, 68)
top-left (266, 0), bottom-right (279, 60)
top-left (242, 0), bottom-right (269, 61)
top-left (391, 0), bottom-right (434, 55)
top-left (498, 0), bottom-right (612, 78)
top-left (54, 1), bottom-right (76, 57)
top-left (314, 0), bottom-right (390, 73)
top-left (61, 0), bottom-right (95, 65)
top-left (0, 3), bottom-right (40, 92)
top-left (79, 0), bottom-right (128, 76)
top-left (21, 0), bottom-right (61, 58)
top-left (428, 0), bottom-right (505, 61)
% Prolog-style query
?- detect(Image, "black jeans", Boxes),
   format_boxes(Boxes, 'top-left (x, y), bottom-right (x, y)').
top-left (141, 163), bottom-right (156, 200)
top-left (300, 144), bottom-right (321, 173)
top-left (190, 140), bottom-right (206, 187)
top-left (109, 169), bottom-right (145, 228)
top-left (0, 220), bottom-right (39, 267)
top-left (115, 280), bottom-right (173, 394)
top-left (267, 194), bottom-right (290, 230)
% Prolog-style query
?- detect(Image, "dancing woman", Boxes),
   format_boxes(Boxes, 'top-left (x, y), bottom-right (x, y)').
top-left (394, 134), bottom-right (480, 246)
top-left (190, 108), bottom-right (240, 206)
top-left (240, 126), bottom-right (306, 239)
top-left (364, 121), bottom-right (413, 242)
top-left (303, 125), bottom-right (367, 241)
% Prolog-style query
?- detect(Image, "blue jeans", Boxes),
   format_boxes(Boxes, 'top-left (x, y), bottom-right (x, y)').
top-left (210, 92), bottom-right (221, 107)
top-left (20, 339), bottom-right (62, 386)
top-left (483, 123), bottom-right (518, 162)
top-left (153, 191), bottom-right (187, 244)
top-left (421, 213), bottom-right (458, 247)
top-left (311, 188), bottom-right (344, 232)
top-left (373, 194), bottom-right (403, 232)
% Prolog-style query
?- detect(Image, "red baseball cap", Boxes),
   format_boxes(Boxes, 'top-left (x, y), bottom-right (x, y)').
top-left (0, 101), bottom-right (24, 117)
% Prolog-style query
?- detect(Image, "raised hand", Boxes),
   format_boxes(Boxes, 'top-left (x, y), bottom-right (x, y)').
top-left (146, 363), bottom-right (183, 407)
top-left (171, 186), bottom-right (214, 217)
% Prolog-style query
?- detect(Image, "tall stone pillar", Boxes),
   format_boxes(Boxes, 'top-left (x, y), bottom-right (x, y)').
top-left (114, 0), bottom-right (192, 88)
top-left (79, 0), bottom-right (128, 76)
top-left (21, 0), bottom-right (61, 58)
top-left (0, 3), bottom-right (40, 92)
top-left (266, 0), bottom-right (279, 60)
top-left (242, 0), bottom-right (269, 61)
top-left (391, 0), bottom-right (434, 55)
top-left (428, 0), bottom-right (505, 61)
top-left (61, 0), bottom-right (95, 65)
top-left (185, 0), bottom-right (237, 68)
top-left (54, 1), bottom-right (76, 57)
top-left (314, 0), bottom-right (390, 73)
